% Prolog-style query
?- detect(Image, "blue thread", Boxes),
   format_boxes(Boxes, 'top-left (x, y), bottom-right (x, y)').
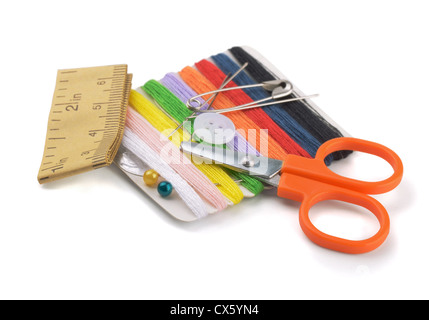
top-left (229, 46), bottom-right (351, 161)
top-left (211, 53), bottom-right (333, 165)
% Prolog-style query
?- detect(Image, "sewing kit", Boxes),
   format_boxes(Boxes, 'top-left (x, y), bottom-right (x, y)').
top-left (37, 46), bottom-right (403, 254)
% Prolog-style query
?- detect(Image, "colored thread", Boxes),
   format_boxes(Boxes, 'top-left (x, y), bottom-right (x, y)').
top-left (179, 66), bottom-right (292, 161)
top-left (143, 80), bottom-right (194, 131)
top-left (142, 81), bottom-right (264, 196)
top-left (230, 46), bottom-right (351, 160)
top-left (126, 107), bottom-right (228, 211)
top-left (195, 59), bottom-right (311, 158)
top-left (160, 72), bottom-right (260, 156)
top-left (129, 89), bottom-right (243, 204)
top-left (122, 128), bottom-right (209, 219)
top-left (211, 53), bottom-right (331, 164)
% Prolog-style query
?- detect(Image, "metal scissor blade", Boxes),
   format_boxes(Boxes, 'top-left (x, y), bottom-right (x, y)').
top-left (253, 174), bottom-right (281, 187)
top-left (180, 141), bottom-right (284, 179)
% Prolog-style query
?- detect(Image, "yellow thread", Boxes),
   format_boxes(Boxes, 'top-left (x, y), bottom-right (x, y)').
top-left (129, 89), bottom-right (243, 204)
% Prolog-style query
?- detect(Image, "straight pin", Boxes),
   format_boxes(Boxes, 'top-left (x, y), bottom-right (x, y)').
top-left (186, 94), bottom-right (320, 117)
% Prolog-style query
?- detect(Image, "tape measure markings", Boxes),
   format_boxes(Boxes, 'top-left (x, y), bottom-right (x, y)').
top-left (38, 65), bottom-right (132, 183)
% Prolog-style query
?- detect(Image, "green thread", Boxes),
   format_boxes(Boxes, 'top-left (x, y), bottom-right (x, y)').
top-left (142, 80), bottom-right (264, 196)
top-left (143, 80), bottom-right (194, 134)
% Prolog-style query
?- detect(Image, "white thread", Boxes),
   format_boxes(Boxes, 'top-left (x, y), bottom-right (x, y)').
top-left (122, 128), bottom-right (209, 219)
top-left (126, 107), bottom-right (229, 211)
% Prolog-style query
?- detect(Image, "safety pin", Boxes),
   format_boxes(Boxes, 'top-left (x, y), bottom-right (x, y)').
top-left (185, 80), bottom-right (318, 116)
top-left (166, 62), bottom-right (249, 138)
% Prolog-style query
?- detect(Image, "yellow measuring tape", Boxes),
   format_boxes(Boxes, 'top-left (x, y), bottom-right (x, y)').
top-left (38, 65), bottom-right (132, 183)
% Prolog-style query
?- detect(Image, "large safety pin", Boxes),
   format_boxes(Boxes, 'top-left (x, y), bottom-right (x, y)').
top-left (185, 79), bottom-right (318, 116)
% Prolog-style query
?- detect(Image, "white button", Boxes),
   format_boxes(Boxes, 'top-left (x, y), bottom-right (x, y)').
top-left (193, 113), bottom-right (236, 145)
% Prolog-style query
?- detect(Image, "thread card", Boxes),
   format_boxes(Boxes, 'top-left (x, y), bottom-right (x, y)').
top-left (116, 46), bottom-right (349, 221)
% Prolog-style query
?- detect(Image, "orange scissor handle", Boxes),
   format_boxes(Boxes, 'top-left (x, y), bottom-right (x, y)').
top-left (277, 137), bottom-right (403, 254)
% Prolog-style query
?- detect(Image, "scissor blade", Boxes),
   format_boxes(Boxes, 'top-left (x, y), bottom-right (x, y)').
top-left (180, 141), bottom-right (284, 179)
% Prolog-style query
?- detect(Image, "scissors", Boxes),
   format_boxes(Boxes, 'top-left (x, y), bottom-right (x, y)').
top-left (181, 137), bottom-right (403, 254)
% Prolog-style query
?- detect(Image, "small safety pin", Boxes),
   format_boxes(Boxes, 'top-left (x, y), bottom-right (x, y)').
top-left (186, 80), bottom-right (318, 116)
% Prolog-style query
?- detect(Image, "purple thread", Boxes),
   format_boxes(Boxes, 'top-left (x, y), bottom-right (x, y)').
top-left (160, 73), bottom-right (260, 155)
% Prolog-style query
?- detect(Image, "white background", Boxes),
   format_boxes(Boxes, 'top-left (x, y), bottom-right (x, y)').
top-left (0, 0), bottom-right (427, 300)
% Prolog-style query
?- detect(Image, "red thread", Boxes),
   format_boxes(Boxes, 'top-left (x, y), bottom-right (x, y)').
top-left (196, 59), bottom-right (310, 158)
